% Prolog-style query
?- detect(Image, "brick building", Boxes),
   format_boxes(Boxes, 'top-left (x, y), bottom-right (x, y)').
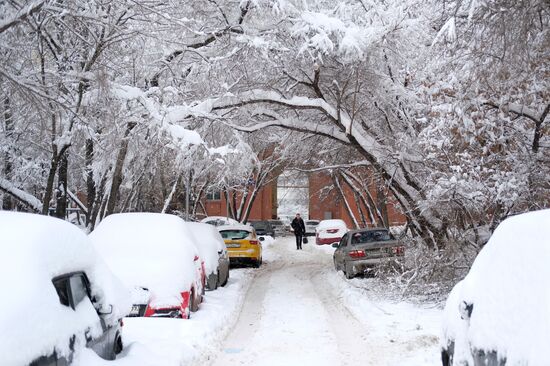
top-left (201, 170), bottom-right (406, 228)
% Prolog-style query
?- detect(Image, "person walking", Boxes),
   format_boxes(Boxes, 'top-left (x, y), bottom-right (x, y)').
top-left (291, 213), bottom-right (306, 250)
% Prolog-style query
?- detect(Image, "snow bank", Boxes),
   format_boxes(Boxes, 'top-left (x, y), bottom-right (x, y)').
top-left (90, 213), bottom-right (199, 308)
top-left (0, 212), bottom-right (130, 366)
top-left (186, 222), bottom-right (225, 275)
top-left (448, 209), bottom-right (550, 364)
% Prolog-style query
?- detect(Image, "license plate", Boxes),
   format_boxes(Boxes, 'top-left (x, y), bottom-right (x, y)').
top-left (226, 243), bottom-right (241, 248)
top-left (130, 305), bottom-right (140, 315)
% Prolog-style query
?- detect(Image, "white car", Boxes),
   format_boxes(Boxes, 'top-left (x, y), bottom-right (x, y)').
top-left (186, 222), bottom-right (230, 290)
top-left (91, 213), bottom-right (205, 319)
top-left (304, 219), bottom-right (320, 236)
top-left (315, 219), bottom-right (348, 245)
top-left (441, 209), bottom-right (550, 366)
top-left (0, 212), bottom-right (130, 365)
top-left (200, 216), bottom-right (239, 227)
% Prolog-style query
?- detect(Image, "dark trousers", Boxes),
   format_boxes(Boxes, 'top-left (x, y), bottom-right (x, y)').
top-left (295, 234), bottom-right (303, 249)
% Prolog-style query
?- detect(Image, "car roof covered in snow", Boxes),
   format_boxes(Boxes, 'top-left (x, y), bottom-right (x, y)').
top-left (0, 212), bottom-right (130, 365)
top-left (200, 216), bottom-right (239, 226)
top-left (317, 219), bottom-right (347, 230)
top-left (445, 209), bottom-right (550, 364)
top-left (217, 223), bottom-right (254, 233)
top-left (90, 213), bottom-right (199, 306)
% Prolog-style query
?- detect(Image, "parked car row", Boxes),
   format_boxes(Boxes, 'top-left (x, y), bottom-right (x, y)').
top-left (1, 212), bottom-right (265, 365)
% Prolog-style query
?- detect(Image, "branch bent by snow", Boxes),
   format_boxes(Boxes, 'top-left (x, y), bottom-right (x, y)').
top-left (0, 178), bottom-right (43, 212)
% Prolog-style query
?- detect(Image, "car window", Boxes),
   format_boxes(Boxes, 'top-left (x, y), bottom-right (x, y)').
top-left (306, 221), bottom-right (319, 225)
top-left (53, 278), bottom-right (70, 307)
top-left (339, 234), bottom-right (348, 247)
top-left (351, 230), bottom-right (393, 244)
top-left (70, 274), bottom-right (90, 309)
top-left (219, 230), bottom-right (251, 240)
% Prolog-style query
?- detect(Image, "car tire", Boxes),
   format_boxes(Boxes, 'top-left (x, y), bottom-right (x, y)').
top-left (253, 258), bottom-right (261, 268)
top-left (190, 290), bottom-right (199, 312)
top-left (220, 270), bottom-right (229, 287)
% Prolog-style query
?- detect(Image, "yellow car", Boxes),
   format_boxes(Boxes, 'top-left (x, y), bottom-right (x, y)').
top-left (218, 224), bottom-right (263, 267)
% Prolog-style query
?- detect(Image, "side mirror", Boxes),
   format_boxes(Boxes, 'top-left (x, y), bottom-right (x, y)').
top-left (459, 301), bottom-right (473, 320)
top-left (332, 243), bottom-right (339, 248)
top-left (259, 236), bottom-right (265, 241)
top-left (98, 304), bottom-right (113, 315)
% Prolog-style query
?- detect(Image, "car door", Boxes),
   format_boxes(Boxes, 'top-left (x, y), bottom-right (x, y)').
top-left (334, 234), bottom-right (348, 269)
top-left (53, 273), bottom-right (113, 360)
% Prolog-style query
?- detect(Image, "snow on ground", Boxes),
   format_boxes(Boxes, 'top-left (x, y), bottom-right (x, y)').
top-left (206, 237), bottom-right (442, 366)
top-left (81, 234), bottom-right (441, 366)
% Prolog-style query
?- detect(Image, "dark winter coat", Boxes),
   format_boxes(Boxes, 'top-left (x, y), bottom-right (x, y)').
top-left (291, 217), bottom-right (306, 236)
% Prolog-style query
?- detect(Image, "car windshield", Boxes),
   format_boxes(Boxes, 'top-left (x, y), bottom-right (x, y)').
top-left (219, 230), bottom-right (251, 240)
top-left (351, 230), bottom-right (394, 244)
top-left (250, 222), bottom-right (268, 229)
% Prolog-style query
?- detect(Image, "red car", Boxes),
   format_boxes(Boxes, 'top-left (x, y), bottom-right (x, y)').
top-left (90, 213), bottom-right (205, 319)
top-left (316, 219), bottom-right (348, 245)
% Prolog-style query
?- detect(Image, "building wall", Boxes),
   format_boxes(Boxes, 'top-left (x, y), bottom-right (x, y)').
top-left (308, 171), bottom-right (406, 228)
top-left (202, 181), bottom-right (276, 221)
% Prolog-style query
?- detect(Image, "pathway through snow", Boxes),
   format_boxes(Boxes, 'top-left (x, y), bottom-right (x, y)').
top-left (206, 237), bottom-right (441, 366)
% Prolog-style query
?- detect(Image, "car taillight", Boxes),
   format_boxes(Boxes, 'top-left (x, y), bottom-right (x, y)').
top-left (391, 246), bottom-right (405, 255)
top-left (349, 250), bottom-right (366, 258)
top-left (250, 240), bottom-right (258, 245)
top-left (327, 229), bottom-right (338, 234)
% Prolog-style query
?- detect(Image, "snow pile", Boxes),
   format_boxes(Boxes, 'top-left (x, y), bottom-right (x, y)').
top-left (90, 213), bottom-right (199, 308)
top-left (0, 212), bottom-right (130, 366)
top-left (316, 219), bottom-right (348, 239)
top-left (186, 222), bottom-right (224, 275)
top-left (443, 209), bottom-right (550, 364)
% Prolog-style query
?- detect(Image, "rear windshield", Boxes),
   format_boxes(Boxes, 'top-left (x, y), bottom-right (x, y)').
top-left (250, 222), bottom-right (268, 229)
top-left (306, 221), bottom-right (319, 225)
top-left (219, 230), bottom-right (251, 240)
top-left (351, 230), bottom-right (394, 244)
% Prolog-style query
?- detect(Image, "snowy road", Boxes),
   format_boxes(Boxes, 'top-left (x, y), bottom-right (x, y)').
top-left (206, 237), bottom-right (441, 366)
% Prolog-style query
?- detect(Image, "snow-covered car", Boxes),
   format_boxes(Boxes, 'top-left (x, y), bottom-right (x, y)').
top-left (200, 216), bottom-right (239, 227)
top-left (304, 219), bottom-right (320, 236)
top-left (0, 212), bottom-right (130, 366)
top-left (315, 219), bottom-right (348, 245)
top-left (218, 224), bottom-right (263, 267)
top-left (332, 228), bottom-right (404, 279)
top-left (186, 222), bottom-right (230, 290)
top-left (90, 213), bottom-right (204, 319)
top-left (440, 209), bottom-right (550, 366)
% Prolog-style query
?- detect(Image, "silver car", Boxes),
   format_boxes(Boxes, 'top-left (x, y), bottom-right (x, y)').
top-left (332, 228), bottom-right (404, 279)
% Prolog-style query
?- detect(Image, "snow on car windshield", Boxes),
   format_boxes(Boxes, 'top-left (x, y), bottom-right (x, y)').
top-left (220, 230), bottom-right (250, 240)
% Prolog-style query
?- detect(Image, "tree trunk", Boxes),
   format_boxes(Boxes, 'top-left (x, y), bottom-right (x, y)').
top-left (55, 150), bottom-right (68, 218)
top-left (105, 122), bottom-right (136, 217)
top-left (85, 138), bottom-right (95, 226)
top-left (2, 96), bottom-right (13, 210)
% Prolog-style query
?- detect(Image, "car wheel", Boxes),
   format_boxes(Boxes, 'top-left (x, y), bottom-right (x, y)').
top-left (253, 258), bottom-right (261, 268)
top-left (113, 334), bottom-right (123, 357)
top-left (220, 270), bottom-right (229, 287)
top-left (333, 258), bottom-right (339, 271)
top-left (190, 290), bottom-right (199, 312)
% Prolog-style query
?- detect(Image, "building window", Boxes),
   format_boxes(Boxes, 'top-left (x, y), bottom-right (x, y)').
top-left (206, 190), bottom-right (221, 201)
